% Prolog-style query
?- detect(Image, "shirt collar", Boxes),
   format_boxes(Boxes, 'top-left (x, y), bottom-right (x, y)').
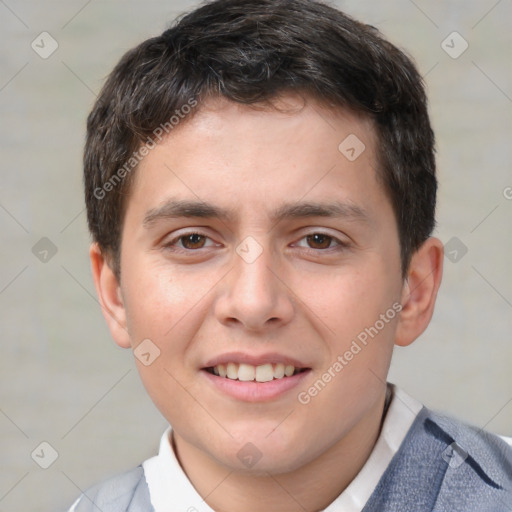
top-left (143, 383), bottom-right (423, 512)
top-left (322, 384), bottom-right (423, 511)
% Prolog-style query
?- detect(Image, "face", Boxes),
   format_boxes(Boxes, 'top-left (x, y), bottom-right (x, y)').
top-left (101, 95), bottom-right (409, 473)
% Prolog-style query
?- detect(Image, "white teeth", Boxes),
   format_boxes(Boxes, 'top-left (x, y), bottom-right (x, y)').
top-left (274, 363), bottom-right (285, 379)
top-left (238, 363), bottom-right (255, 381)
top-left (255, 363), bottom-right (274, 382)
top-left (226, 362), bottom-right (238, 379)
top-left (211, 362), bottom-right (301, 381)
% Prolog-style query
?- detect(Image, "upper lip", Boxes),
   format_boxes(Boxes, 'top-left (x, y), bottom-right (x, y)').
top-left (203, 352), bottom-right (310, 369)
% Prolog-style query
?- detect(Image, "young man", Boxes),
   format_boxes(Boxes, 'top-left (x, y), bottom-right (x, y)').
top-left (71, 0), bottom-right (512, 510)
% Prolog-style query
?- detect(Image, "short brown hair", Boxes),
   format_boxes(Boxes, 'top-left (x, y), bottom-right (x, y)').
top-left (84, 0), bottom-right (436, 279)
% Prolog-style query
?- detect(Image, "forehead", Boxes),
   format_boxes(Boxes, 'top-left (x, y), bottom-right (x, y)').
top-left (171, 93), bottom-right (378, 155)
top-left (127, 94), bottom-right (389, 226)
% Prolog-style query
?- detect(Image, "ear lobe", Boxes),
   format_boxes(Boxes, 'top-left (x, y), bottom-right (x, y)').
top-left (395, 237), bottom-right (444, 347)
top-left (89, 243), bottom-right (131, 349)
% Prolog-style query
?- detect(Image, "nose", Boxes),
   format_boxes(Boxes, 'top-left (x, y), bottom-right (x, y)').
top-left (214, 241), bottom-right (295, 332)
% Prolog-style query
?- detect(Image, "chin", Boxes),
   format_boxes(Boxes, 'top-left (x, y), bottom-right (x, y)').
top-left (215, 433), bottom-right (314, 475)
top-left (228, 451), bottom-right (309, 476)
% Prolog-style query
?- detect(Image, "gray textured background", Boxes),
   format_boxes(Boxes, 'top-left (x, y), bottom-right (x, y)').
top-left (0, 1), bottom-right (511, 511)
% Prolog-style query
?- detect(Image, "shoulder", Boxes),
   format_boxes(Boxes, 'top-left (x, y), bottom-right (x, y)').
top-left (365, 407), bottom-right (512, 512)
top-left (407, 408), bottom-right (512, 509)
top-left (67, 465), bottom-right (153, 512)
top-left (423, 408), bottom-right (512, 487)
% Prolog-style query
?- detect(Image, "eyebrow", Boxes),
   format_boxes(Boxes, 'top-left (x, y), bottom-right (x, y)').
top-left (143, 198), bottom-right (369, 228)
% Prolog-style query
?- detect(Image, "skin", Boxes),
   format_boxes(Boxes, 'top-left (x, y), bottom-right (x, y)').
top-left (90, 94), bottom-right (443, 512)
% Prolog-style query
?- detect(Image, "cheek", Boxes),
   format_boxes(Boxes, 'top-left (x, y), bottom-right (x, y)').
top-left (297, 264), bottom-right (399, 401)
top-left (120, 264), bottom-right (215, 400)
top-left (122, 262), bottom-right (197, 342)
top-left (123, 269), bottom-right (199, 410)
top-left (301, 266), bottom-right (398, 337)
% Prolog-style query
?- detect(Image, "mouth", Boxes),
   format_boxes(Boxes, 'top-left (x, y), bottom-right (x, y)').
top-left (204, 362), bottom-right (309, 383)
top-left (201, 355), bottom-right (312, 402)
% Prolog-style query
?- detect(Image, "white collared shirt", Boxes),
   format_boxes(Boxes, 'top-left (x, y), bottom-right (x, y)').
top-left (143, 384), bottom-right (424, 512)
top-left (68, 384), bottom-right (511, 512)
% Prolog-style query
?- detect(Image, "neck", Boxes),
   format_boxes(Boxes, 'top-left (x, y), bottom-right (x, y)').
top-left (173, 390), bottom-right (388, 512)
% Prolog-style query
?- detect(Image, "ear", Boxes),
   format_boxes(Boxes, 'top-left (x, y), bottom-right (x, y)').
top-left (89, 243), bottom-right (131, 349)
top-left (395, 237), bottom-right (444, 347)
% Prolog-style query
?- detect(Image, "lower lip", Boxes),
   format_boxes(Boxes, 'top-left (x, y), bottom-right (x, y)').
top-left (201, 369), bottom-right (311, 402)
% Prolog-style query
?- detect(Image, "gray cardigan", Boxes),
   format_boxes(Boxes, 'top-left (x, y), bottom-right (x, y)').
top-left (70, 407), bottom-right (512, 511)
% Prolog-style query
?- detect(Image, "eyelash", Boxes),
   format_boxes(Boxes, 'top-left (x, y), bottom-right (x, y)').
top-left (163, 231), bottom-right (348, 254)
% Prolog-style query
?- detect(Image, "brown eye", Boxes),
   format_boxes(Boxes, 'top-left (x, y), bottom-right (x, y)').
top-left (163, 231), bottom-right (217, 254)
top-left (179, 233), bottom-right (207, 249)
top-left (305, 233), bottom-right (335, 249)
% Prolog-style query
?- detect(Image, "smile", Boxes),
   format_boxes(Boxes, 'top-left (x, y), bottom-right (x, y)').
top-left (205, 363), bottom-right (307, 382)
top-left (201, 357), bottom-right (311, 401)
